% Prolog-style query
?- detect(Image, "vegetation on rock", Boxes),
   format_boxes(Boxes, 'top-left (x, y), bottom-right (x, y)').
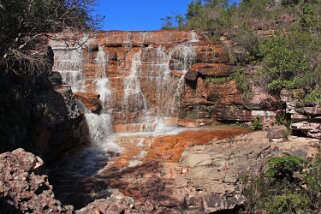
top-left (242, 153), bottom-right (321, 213)
top-left (162, 0), bottom-right (321, 99)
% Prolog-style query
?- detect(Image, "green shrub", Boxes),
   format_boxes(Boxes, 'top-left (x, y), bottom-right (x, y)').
top-left (305, 89), bottom-right (321, 106)
top-left (205, 76), bottom-right (232, 84)
top-left (275, 114), bottom-right (292, 128)
top-left (242, 153), bottom-right (321, 213)
top-left (304, 153), bottom-right (321, 209)
top-left (259, 36), bottom-right (310, 91)
top-left (231, 67), bottom-right (251, 99)
top-left (266, 193), bottom-right (310, 214)
top-left (282, 129), bottom-right (292, 140)
top-left (265, 154), bottom-right (305, 181)
top-left (251, 117), bottom-right (263, 130)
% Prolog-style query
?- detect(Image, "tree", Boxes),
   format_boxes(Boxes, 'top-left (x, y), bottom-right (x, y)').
top-left (0, 0), bottom-right (101, 58)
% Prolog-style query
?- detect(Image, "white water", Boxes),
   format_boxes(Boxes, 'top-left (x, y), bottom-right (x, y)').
top-left (85, 46), bottom-right (115, 147)
top-left (52, 49), bottom-right (85, 91)
top-left (53, 43), bottom-right (116, 149)
top-left (94, 46), bottom-right (113, 109)
top-left (85, 113), bottom-right (116, 148)
top-left (123, 51), bottom-right (147, 115)
top-left (118, 44), bottom-right (196, 132)
top-left (190, 31), bottom-right (199, 43)
top-left (170, 45), bottom-right (196, 112)
top-left (51, 33), bottom-right (198, 176)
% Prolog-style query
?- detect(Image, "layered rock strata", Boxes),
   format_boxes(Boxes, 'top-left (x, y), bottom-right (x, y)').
top-left (47, 30), bottom-right (281, 130)
top-left (281, 89), bottom-right (321, 139)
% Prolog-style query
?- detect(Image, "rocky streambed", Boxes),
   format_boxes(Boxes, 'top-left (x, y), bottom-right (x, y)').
top-left (2, 127), bottom-right (319, 213)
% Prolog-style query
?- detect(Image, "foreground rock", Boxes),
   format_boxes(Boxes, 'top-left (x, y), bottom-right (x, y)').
top-left (0, 149), bottom-right (72, 213)
top-left (0, 149), bottom-right (137, 214)
top-left (76, 190), bottom-right (135, 214)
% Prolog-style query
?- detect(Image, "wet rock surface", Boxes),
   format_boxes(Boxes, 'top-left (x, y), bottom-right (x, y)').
top-left (48, 30), bottom-right (281, 129)
top-left (2, 130), bottom-right (320, 213)
top-left (75, 92), bottom-right (102, 113)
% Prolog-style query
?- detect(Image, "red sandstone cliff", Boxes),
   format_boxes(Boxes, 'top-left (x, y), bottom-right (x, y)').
top-left (47, 30), bottom-right (281, 131)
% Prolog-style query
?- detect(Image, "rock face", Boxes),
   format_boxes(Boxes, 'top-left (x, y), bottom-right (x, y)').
top-left (268, 125), bottom-right (288, 142)
top-left (47, 30), bottom-right (281, 130)
top-left (0, 149), bottom-right (72, 213)
top-left (179, 131), bottom-right (273, 195)
top-left (74, 92), bottom-right (102, 113)
top-left (0, 45), bottom-right (89, 161)
top-left (281, 89), bottom-right (321, 139)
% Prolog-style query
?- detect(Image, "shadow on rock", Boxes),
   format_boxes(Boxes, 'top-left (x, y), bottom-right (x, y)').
top-left (47, 146), bottom-right (119, 209)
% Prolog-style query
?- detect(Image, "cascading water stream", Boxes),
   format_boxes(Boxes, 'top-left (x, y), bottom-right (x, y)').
top-left (52, 48), bottom-right (85, 92)
top-left (85, 46), bottom-right (116, 148)
top-left (169, 45), bottom-right (196, 113)
top-left (123, 51), bottom-right (147, 116)
top-left (53, 43), bottom-right (117, 148)
top-left (48, 31), bottom-right (224, 209)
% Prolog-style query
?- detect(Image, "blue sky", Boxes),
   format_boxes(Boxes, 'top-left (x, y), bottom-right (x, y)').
top-left (96, 0), bottom-right (191, 31)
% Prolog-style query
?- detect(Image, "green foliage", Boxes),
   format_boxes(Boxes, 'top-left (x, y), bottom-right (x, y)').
top-left (282, 129), bottom-right (292, 140)
top-left (162, 0), bottom-right (321, 96)
top-left (265, 154), bottom-right (305, 181)
top-left (161, 16), bottom-right (176, 30)
top-left (251, 117), bottom-right (263, 130)
top-left (304, 153), bottom-right (321, 209)
top-left (275, 114), bottom-right (292, 128)
top-left (259, 36), bottom-right (309, 91)
top-left (266, 194), bottom-right (310, 214)
top-left (205, 76), bottom-right (232, 84)
top-left (231, 67), bottom-right (251, 99)
top-left (305, 89), bottom-right (321, 106)
top-left (243, 153), bottom-right (321, 213)
top-left (0, 0), bottom-right (101, 57)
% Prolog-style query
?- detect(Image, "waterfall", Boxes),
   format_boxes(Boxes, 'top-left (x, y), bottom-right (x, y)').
top-left (123, 51), bottom-right (147, 115)
top-left (170, 45), bottom-right (196, 112)
top-left (119, 44), bottom-right (196, 132)
top-left (152, 45), bottom-right (195, 117)
top-left (85, 46), bottom-right (114, 146)
top-left (52, 43), bottom-right (116, 148)
top-left (52, 49), bottom-right (85, 92)
top-left (190, 31), bottom-right (199, 43)
top-left (51, 32), bottom-right (196, 136)
top-left (94, 46), bottom-right (113, 109)
top-left (85, 113), bottom-right (114, 145)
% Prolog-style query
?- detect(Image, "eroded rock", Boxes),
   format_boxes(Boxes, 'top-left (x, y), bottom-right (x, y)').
top-left (0, 149), bottom-right (72, 214)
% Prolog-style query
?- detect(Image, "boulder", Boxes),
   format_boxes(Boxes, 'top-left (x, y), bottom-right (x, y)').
top-left (76, 190), bottom-right (134, 214)
top-left (0, 149), bottom-right (72, 214)
top-left (268, 125), bottom-right (288, 142)
top-left (203, 193), bottom-right (246, 213)
top-left (185, 70), bottom-right (198, 81)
